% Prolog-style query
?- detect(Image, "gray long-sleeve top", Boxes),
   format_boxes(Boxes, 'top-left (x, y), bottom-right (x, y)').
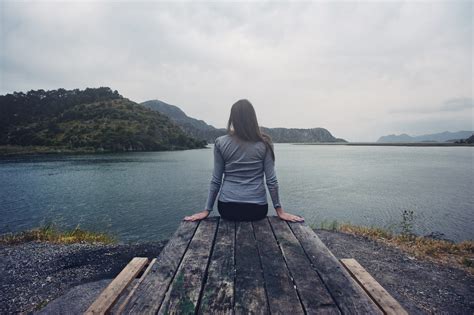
top-left (205, 134), bottom-right (282, 211)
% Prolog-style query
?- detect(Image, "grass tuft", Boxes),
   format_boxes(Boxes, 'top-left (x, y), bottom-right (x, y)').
top-left (0, 223), bottom-right (115, 245)
top-left (338, 223), bottom-right (393, 240)
top-left (335, 223), bottom-right (474, 274)
top-left (318, 219), bottom-right (340, 231)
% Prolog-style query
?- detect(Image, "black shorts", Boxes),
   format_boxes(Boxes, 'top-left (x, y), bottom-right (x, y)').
top-left (217, 200), bottom-right (268, 221)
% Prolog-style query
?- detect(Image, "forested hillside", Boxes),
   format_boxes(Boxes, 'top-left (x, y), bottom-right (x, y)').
top-left (0, 88), bottom-right (206, 153)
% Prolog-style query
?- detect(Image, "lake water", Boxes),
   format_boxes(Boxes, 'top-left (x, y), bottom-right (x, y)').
top-left (0, 144), bottom-right (472, 242)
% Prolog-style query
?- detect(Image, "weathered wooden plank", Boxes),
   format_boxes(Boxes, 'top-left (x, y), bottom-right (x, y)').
top-left (85, 257), bottom-right (149, 315)
top-left (121, 219), bottom-right (200, 314)
top-left (288, 221), bottom-right (383, 315)
top-left (157, 217), bottom-right (219, 315)
top-left (198, 218), bottom-right (235, 315)
top-left (252, 218), bottom-right (305, 315)
top-left (340, 259), bottom-right (408, 315)
top-left (268, 216), bottom-right (340, 315)
top-left (114, 258), bottom-right (157, 314)
top-left (234, 221), bottom-right (270, 315)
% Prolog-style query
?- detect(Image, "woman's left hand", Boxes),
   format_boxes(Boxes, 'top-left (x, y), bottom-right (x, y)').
top-left (183, 210), bottom-right (210, 221)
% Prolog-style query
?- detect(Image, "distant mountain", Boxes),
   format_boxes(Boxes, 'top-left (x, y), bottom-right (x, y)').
top-left (377, 131), bottom-right (474, 143)
top-left (0, 88), bottom-right (206, 153)
top-left (261, 127), bottom-right (346, 143)
top-left (454, 134), bottom-right (474, 144)
top-left (141, 99), bottom-right (346, 143)
top-left (141, 100), bottom-right (225, 142)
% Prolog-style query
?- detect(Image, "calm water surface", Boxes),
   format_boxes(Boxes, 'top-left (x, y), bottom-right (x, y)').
top-left (0, 144), bottom-right (472, 242)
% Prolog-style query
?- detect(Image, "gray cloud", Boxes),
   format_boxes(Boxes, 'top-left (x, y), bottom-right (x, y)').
top-left (440, 98), bottom-right (474, 112)
top-left (0, 0), bottom-right (472, 142)
top-left (390, 97), bottom-right (473, 114)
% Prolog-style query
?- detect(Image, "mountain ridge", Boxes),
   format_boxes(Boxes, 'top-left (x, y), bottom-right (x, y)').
top-left (141, 99), bottom-right (347, 143)
top-left (377, 131), bottom-right (474, 143)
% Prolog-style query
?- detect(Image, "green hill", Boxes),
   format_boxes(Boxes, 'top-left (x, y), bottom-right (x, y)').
top-left (0, 88), bottom-right (206, 153)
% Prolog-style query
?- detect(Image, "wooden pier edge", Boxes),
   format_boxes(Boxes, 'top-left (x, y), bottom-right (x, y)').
top-left (115, 258), bottom-right (158, 314)
top-left (85, 257), bottom-right (149, 315)
top-left (340, 258), bottom-right (408, 315)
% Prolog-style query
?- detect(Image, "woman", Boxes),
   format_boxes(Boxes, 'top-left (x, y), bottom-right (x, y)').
top-left (184, 99), bottom-right (305, 223)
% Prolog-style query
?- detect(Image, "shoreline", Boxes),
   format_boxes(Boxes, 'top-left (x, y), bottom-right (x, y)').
top-left (1, 228), bottom-right (473, 314)
top-left (0, 144), bottom-right (209, 157)
top-left (1, 142), bottom-right (472, 158)
top-left (293, 142), bottom-right (474, 147)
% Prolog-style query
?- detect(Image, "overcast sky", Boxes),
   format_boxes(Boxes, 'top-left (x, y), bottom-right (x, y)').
top-left (0, 1), bottom-right (472, 141)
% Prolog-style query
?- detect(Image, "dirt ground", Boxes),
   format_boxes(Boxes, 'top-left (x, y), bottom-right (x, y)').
top-left (316, 229), bottom-right (474, 314)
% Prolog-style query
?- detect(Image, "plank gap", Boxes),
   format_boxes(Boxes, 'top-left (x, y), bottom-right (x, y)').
top-left (120, 220), bottom-right (201, 314)
top-left (153, 219), bottom-right (202, 313)
top-left (266, 216), bottom-right (308, 315)
top-left (157, 218), bottom-right (218, 314)
top-left (194, 217), bottom-right (221, 314)
top-left (286, 220), bottom-right (344, 314)
top-left (234, 221), bottom-right (270, 314)
top-left (251, 219), bottom-right (273, 314)
top-left (288, 222), bottom-right (382, 314)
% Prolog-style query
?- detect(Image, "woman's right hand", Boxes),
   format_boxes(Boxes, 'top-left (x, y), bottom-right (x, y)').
top-left (276, 207), bottom-right (305, 222)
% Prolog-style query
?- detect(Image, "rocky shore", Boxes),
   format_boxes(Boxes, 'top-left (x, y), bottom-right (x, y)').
top-left (1, 230), bottom-right (472, 314)
top-left (0, 241), bottom-right (167, 313)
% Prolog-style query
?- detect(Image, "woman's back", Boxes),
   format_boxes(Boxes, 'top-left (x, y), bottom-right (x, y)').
top-left (205, 134), bottom-right (281, 211)
top-left (218, 134), bottom-right (266, 183)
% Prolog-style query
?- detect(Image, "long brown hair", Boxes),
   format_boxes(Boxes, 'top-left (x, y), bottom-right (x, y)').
top-left (226, 99), bottom-right (275, 161)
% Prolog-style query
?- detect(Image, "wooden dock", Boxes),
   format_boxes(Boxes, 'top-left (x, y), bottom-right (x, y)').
top-left (86, 216), bottom-right (405, 314)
